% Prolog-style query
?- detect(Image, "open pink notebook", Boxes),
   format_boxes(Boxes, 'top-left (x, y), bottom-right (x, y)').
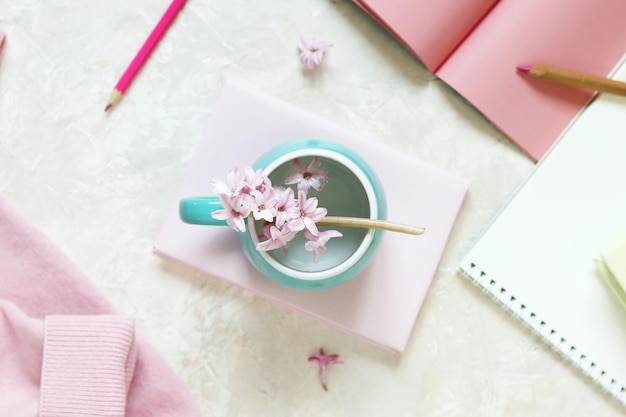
top-left (353, 0), bottom-right (626, 161)
top-left (154, 81), bottom-right (469, 353)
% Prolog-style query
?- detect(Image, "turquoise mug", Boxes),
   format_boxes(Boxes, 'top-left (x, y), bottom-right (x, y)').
top-left (179, 138), bottom-right (387, 291)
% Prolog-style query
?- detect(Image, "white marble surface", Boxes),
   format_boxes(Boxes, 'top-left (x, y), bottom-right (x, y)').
top-left (0, 1), bottom-right (623, 416)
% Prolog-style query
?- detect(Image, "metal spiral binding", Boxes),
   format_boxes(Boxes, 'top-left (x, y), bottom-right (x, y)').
top-left (459, 261), bottom-right (626, 406)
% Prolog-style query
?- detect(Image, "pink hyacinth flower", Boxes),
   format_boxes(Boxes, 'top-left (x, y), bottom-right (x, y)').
top-left (308, 348), bottom-right (343, 391)
top-left (211, 167), bottom-right (246, 197)
top-left (249, 188), bottom-right (278, 223)
top-left (287, 191), bottom-right (327, 236)
top-left (243, 167), bottom-right (271, 194)
top-left (284, 157), bottom-right (328, 193)
top-left (297, 36), bottom-right (333, 70)
top-left (304, 229), bottom-right (343, 263)
top-left (273, 187), bottom-right (300, 227)
top-left (211, 194), bottom-right (251, 232)
top-left (256, 224), bottom-right (297, 252)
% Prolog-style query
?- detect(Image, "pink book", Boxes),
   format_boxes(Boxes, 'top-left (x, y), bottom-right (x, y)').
top-left (353, 0), bottom-right (626, 161)
top-left (153, 81), bottom-right (469, 353)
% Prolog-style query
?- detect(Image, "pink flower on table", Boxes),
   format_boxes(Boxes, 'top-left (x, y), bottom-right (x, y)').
top-left (308, 348), bottom-right (343, 391)
top-left (285, 157), bottom-right (328, 193)
top-left (249, 188), bottom-right (278, 223)
top-left (273, 187), bottom-right (300, 227)
top-left (304, 229), bottom-right (343, 263)
top-left (287, 191), bottom-right (327, 235)
top-left (211, 194), bottom-right (251, 232)
top-left (256, 224), bottom-right (297, 252)
top-left (297, 36), bottom-right (333, 70)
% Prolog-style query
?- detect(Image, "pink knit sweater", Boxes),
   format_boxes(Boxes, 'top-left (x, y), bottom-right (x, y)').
top-left (0, 196), bottom-right (201, 417)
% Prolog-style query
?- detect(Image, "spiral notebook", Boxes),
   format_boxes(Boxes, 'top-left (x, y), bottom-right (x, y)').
top-left (457, 63), bottom-right (626, 406)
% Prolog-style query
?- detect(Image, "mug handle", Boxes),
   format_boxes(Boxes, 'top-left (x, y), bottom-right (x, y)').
top-left (179, 196), bottom-right (228, 226)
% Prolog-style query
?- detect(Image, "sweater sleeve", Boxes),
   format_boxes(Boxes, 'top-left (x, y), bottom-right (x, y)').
top-left (40, 315), bottom-right (137, 417)
top-left (0, 301), bottom-right (137, 417)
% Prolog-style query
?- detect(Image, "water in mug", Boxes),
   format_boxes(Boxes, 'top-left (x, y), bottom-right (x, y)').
top-left (252, 155), bottom-right (370, 273)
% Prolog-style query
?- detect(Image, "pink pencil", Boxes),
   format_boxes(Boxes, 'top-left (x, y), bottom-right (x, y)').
top-left (105, 0), bottom-right (187, 112)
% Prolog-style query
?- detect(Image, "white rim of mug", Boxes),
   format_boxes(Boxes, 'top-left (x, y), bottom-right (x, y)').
top-left (247, 148), bottom-right (378, 281)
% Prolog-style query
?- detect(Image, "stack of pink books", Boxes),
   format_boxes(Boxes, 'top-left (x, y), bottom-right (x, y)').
top-left (154, 81), bottom-right (469, 353)
top-left (353, 0), bottom-right (626, 161)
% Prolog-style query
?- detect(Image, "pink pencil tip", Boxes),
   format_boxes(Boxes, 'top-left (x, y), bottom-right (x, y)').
top-left (104, 104), bottom-right (112, 112)
top-left (516, 65), bottom-right (531, 74)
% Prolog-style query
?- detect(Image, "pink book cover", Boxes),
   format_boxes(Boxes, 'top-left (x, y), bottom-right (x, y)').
top-left (353, 0), bottom-right (626, 161)
top-left (153, 81), bottom-right (469, 353)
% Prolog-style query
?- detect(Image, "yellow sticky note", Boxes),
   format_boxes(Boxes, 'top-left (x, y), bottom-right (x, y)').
top-left (596, 238), bottom-right (626, 309)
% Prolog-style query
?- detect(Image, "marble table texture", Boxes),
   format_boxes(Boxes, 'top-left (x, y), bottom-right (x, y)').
top-left (0, 1), bottom-right (622, 416)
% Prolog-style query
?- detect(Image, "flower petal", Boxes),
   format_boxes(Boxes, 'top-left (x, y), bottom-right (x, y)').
top-left (284, 173), bottom-right (303, 185)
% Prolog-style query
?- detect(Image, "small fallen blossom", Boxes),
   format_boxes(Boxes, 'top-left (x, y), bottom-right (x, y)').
top-left (297, 35), bottom-right (333, 70)
top-left (308, 348), bottom-right (343, 391)
top-left (211, 159), bottom-right (342, 261)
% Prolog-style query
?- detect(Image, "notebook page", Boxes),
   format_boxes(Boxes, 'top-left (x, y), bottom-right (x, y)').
top-left (352, 0), bottom-right (496, 71)
top-left (438, 0), bottom-right (626, 161)
top-left (458, 64), bottom-right (626, 406)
